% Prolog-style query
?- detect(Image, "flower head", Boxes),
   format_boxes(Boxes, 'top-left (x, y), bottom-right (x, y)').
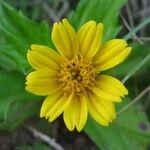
top-left (26, 19), bottom-right (131, 131)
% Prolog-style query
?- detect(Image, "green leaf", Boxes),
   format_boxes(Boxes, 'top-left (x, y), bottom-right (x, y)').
top-left (0, 99), bottom-right (40, 131)
top-left (68, 0), bottom-right (127, 41)
top-left (33, 143), bottom-right (52, 150)
top-left (122, 54), bottom-right (150, 83)
top-left (16, 145), bottom-right (33, 150)
top-left (0, 44), bottom-right (23, 72)
top-left (16, 142), bottom-right (51, 150)
top-left (85, 99), bottom-right (150, 150)
top-left (0, 71), bottom-right (41, 130)
top-left (0, 1), bottom-right (53, 74)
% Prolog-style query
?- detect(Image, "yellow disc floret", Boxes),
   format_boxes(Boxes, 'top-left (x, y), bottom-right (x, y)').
top-left (58, 54), bottom-right (96, 95)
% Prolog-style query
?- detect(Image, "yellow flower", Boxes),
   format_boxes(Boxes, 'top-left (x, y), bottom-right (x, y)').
top-left (26, 19), bottom-right (131, 131)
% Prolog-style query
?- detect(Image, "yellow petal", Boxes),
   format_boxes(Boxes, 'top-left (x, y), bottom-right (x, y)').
top-left (63, 95), bottom-right (88, 131)
top-left (78, 21), bottom-right (103, 58)
top-left (99, 99), bottom-right (116, 121)
top-left (92, 86), bottom-right (121, 102)
top-left (27, 45), bottom-right (60, 70)
top-left (76, 95), bottom-right (88, 132)
top-left (62, 19), bottom-right (79, 55)
top-left (98, 75), bottom-right (128, 95)
top-left (96, 81), bottom-right (124, 96)
top-left (40, 91), bottom-right (63, 117)
top-left (94, 39), bottom-right (131, 71)
top-left (92, 75), bottom-right (128, 103)
top-left (46, 93), bottom-right (73, 122)
top-left (31, 44), bottom-right (60, 63)
top-left (78, 21), bottom-right (93, 42)
top-left (91, 95), bottom-right (114, 121)
top-left (94, 39), bottom-right (127, 61)
top-left (52, 19), bottom-right (78, 59)
top-left (86, 94), bottom-right (109, 126)
top-left (26, 69), bottom-right (57, 80)
top-left (26, 70), bottom-right (58, 96)
top-left (97, 75), bottom-right (128, 99)
top-left (63, 96), bottom-right (79, 131)
top-left (87, 93), bottom-right (116, 124)
top-left (63, 98), bottom-right (77, 131)
top-left (89, 23), bottom-right (103, 57)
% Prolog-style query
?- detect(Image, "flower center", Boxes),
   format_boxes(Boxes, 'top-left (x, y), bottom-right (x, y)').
top-left (58, 54), bottom-right (96, 96)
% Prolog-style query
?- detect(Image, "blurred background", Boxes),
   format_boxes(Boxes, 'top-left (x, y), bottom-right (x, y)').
top-left (4, 0), bottom-right (150, 35)
top-left (0, 0), bottom-right (150, 150)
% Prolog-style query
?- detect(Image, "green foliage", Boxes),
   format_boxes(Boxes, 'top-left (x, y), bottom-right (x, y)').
top-left (85, 99), bottom-right (150, 150)
top-left (0, 1), bottom-right (52, 74)
top-left (122, 53), bottom-right (150, 83)
top-left (0, 44), bottom-right (21, 71)
top-left (0, 71), bottom-right (41, 130)
top-left (68, 0), bottom-right (127, 41)
top-left (0, 1), bottom-right (45, 131)
top-left (16, 142), bottom-right (51, 150)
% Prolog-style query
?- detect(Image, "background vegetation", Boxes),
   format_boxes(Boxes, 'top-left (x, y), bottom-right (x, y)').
top-left (0, 0), bottom-right (150, 149)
